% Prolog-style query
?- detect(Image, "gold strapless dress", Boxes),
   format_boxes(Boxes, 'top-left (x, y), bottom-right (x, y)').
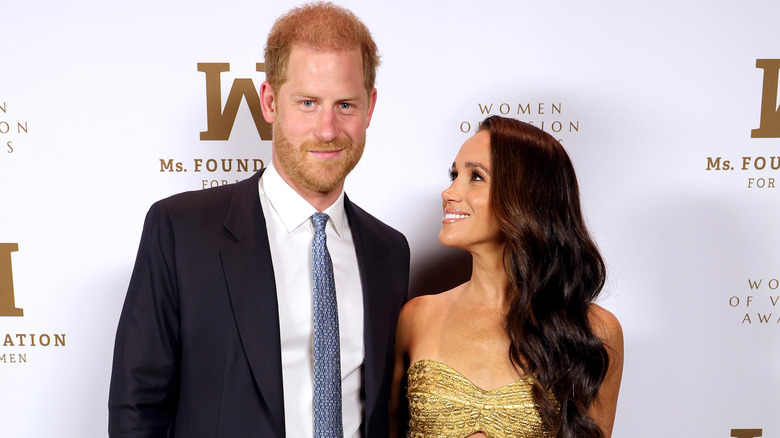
top-left (406, 360), bottom-right (554, 438)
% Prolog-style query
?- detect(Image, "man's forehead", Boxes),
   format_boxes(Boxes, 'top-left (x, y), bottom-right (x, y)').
top-left (279, 45), bottom-right (368, 96)
top-left (288, 43), bottom-right (362, 58)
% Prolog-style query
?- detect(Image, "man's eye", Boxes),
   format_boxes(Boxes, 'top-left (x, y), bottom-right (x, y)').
top-left (339, 103), bottom-right (352, 109)
top-left (302, 100), bottom-right (313, 107)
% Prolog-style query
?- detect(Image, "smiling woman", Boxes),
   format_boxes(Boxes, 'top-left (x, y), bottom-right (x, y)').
top-left (439, 129), bottom-right (503, 252)
top-left (391, 115), bottom-right (623, 438)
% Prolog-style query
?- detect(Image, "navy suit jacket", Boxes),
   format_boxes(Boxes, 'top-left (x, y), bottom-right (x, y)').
top-left (109, 170), bottom-right (410, 437)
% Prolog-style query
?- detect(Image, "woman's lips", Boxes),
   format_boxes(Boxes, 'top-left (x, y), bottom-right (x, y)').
top-left (442, 208), bottom-right (470, 223)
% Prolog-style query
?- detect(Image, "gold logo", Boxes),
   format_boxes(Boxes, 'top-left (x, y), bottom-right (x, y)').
top-left (459, 101), bottom-right (580, 144)
top-left (752, 59), bottom-right (780, 138)
top-left (1, 101), bottom-right (30, 153)
top-left (198, 63), bottom-right (272, 141)
top-left (732, 429), bottom-right (763, 438)
top-left (0, 243), bottom-right (23, 317)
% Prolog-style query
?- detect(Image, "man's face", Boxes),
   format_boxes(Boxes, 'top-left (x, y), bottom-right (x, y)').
top-left (262, 45), bottom-right (377, 197)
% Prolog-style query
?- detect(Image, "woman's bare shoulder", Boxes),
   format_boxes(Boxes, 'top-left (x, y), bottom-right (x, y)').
top-left (399, 286), bottom-right (463, 328)
top-left (588, 303), bottom-right (623, 350)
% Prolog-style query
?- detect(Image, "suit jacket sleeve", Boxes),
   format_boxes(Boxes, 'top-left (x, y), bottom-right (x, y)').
top-left (109, 201), bottom-right (181, 437)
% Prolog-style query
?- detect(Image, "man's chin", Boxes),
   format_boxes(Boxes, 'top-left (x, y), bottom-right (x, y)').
top-left (299, 172), bottom-right (345, 193)
top-left (300, 159), bottom-right (358, 191)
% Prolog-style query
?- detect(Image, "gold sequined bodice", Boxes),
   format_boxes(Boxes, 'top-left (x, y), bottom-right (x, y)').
top-left (406, 360), bottom-right (554, 438)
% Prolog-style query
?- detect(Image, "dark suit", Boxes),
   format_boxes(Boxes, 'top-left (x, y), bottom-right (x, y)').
top-left (109, 170), bottom-right (410, 437)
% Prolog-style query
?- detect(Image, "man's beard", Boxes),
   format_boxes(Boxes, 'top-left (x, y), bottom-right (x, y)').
top-left (273, 124), bottom-right (365, 193)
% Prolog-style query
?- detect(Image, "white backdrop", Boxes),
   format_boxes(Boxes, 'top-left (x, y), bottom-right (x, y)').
top-left (2, 0), bottom-right (779, 436)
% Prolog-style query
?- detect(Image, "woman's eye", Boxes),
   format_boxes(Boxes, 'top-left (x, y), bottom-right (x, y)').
top-left (471, 171), bottom-right (484, 182)
top-left (448, 169), bottom-right (458, 181)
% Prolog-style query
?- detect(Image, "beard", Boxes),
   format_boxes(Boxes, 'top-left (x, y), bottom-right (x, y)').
top-left (273, 123), bottom-right (366, 193)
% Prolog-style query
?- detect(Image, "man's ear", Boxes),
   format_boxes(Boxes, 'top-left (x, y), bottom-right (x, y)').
top-left (366, 87), bottom-right (378, 128)
top-left (260, 81), bottom-right (276, 123)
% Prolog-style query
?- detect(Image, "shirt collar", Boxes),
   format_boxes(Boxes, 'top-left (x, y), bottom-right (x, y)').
top-left (259, 163), bottom-right (348, 238)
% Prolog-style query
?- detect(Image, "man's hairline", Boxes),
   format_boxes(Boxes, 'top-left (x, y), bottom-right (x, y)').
top-left (269, 43), bottom-right (375, 97)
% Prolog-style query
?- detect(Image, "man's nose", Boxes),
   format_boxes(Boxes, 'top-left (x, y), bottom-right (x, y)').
top-left (314, 107), bottom-right (339, 143)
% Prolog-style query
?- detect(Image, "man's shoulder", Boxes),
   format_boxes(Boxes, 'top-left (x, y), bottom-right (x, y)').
top-left (155, 184), bottom-right (233, 211)
top-left (150, 173), bottom-right (260, 218)
top-left (345, 199), bottom-right (407, 248)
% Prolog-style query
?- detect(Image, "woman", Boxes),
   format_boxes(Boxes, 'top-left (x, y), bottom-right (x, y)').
top-left (390, 115), bottom-right (623, 438)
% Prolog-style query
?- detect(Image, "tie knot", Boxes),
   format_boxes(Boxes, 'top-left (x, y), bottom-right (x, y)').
top-left (312, 212), bottom-right (330, 232)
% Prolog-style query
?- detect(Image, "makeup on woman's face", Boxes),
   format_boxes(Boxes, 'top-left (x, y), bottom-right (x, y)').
top-left (439, 130), bottom-right (503, 250)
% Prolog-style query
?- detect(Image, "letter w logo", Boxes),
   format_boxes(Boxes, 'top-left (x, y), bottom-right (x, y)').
top-left (198, 63), bottom-right (272, 141)
top-left (752, 59), bottom-right (780, 138)
top-left (0, 243), bottom-right (23, 317)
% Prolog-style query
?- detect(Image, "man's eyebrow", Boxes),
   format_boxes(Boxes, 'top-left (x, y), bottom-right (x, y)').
top-left (290, 90), bottom-right (363, 101)
top-left (337, 94), bottom-right (363, 101)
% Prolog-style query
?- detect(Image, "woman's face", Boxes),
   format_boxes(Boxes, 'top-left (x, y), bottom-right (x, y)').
top-left (439, 130), bottom-right (504, 251)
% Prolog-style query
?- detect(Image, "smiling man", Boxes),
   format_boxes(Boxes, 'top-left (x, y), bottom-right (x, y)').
top-left (108, 3), bottom-right (410, 437)
top-left (262, 43), bottom-right (375, 210)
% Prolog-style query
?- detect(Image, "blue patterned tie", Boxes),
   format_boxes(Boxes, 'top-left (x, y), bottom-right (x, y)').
top-left (311, 212), bottom-right (343, 438)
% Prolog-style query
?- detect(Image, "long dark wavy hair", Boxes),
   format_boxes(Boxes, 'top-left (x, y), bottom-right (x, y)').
top-left (480, 115), bottom-right (609, 438)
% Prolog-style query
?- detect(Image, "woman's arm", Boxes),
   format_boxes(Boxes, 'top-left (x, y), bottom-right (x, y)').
top-left (389, 298), bottom-right (419, 438)
top-left (588, 304), bottom-right (625, 438)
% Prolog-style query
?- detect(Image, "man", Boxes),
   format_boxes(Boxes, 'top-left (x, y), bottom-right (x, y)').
top-left (108, 3), bottom-right (410, 437)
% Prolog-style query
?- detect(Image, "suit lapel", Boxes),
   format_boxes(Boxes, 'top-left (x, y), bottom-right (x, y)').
top-left (220, 170), bottom-right (285, 437)
top-left (345, 197), bottom-right (396, 429)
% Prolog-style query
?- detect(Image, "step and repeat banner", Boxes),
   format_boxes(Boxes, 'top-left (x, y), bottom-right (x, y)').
top-left (2, 0), bottom-right (778, 436)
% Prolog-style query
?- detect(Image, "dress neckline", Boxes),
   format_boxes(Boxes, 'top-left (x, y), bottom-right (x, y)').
top-left (408, 359), bottom-right (533, 393)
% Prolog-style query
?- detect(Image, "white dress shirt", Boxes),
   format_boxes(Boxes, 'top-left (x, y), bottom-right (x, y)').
top-left (259, 164), bottom-right (364, 438)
